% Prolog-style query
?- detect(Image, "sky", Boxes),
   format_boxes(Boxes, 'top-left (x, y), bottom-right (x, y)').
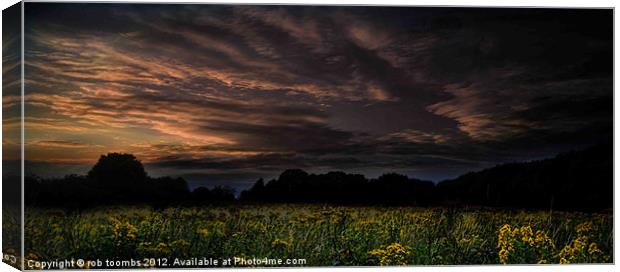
top-left (14, 4), bottom-right (613, 191)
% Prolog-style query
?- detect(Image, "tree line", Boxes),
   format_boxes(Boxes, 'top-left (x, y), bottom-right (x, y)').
top-left (25, 153), bottom-right (235, 208)
top-left (25, 143), bottom-right (612, 211)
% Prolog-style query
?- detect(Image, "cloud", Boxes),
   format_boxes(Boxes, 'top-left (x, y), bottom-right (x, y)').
top-left (346, 21), bottom-right (393, 51)
top-left (29, 140), bottom-right (103, 149)
top-left (22, 5), bottom-right (612, 184)
top-left (383, 129), bottom-right (451, 144)
top-left (426, 82), bottom-right (531, 141)
top-left (427, 74), bottom-right (612, 142)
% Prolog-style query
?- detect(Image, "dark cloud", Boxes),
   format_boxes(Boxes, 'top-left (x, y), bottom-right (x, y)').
top-left (22, 4), bottom-right (613, 187)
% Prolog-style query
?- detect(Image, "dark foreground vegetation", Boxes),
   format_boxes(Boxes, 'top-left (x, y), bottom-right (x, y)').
top-left (24, 143), bottom-right (612, 211)
top-left (18, 206), bottom-right (612, 266)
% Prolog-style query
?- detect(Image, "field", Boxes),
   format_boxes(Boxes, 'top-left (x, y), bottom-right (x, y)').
top-left (16, 205), bottom-right (613, 267)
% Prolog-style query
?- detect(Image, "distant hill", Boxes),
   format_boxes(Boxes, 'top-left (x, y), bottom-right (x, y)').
top-left (436, 143), bottom-right (612, 211)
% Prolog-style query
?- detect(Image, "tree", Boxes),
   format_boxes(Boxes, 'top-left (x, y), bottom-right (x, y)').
top-left (87, 153), bottom-right (148, 187)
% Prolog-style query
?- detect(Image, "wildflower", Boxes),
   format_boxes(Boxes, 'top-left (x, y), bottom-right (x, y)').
top-left (137, 242), bottom-right (152, 252)
top-left (154, 242), bottom-right (171, 255)
top-left (588, 243), bottom-right (603, 256)
top-left (368, 242), bottom-right (412, 266)
top-left (197, 228), bottom-right (210, 237)
top-left (458, 237), bottom-right (471, 246)
top-left (559, 235), bottom-right (590, 263)
top-left (497, 224), bottom-right (514, 264)
top-left (25, 252), bottom-right (39, 261)
top-left (271, 239), bottom-right (290, 250)
top-left (109, 217), bottom-right (138, 247)
top-left (576, 221), bottom-right (594, 235)
top-left (497, 224), bottom-right (556, 264)
top-left (534, 231), bottom-right (552, 248)
top-left (499, 249), bottom-right (509, 264)
top-left (250, 222), bottom-right (267, 232)
top-left (171, 239), bottom-right (191, 256)
top-left (519, 226), bottom-right (534, 246)
top-left (171, 239), bottom-right (190, 248)
top-left (208, 221), bottom-right (226, 237)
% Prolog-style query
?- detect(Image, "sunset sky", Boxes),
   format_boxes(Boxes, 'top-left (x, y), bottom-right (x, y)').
top-left (17, 4), bottom-right (612, 190)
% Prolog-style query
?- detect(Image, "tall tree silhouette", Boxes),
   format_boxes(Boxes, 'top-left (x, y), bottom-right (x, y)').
top-left (88, 153), bottom-right (148, 187)
top-left (86, 153), bottom-right (149, 203)
top-left (24, 144), bottom-right (612, 211)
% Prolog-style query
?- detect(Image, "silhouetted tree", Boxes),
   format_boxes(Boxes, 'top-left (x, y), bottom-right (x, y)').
top-left (148, 176), bottom-right (190, 206)
top-left (27, 153), bottom-right (194, 208)
top-left (240, 178), bottom-right (265, 201)
top-left (437, 142), bottom-right (612, 211)
top-left (190, 186), bottom-right (236, 204)
top-left (88, 153), bottom-right (148, 187)
top-left (240, 170), bottom-right (435, 206)
top-left (24, 143), bottom-right (612, 211)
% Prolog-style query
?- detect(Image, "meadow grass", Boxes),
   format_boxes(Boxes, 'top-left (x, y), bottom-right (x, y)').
top-left (18, 205), bottom-right (613, 266)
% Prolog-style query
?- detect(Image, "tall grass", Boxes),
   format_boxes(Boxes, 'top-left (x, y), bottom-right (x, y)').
top-left (17, 205), bottom-right (613, 266)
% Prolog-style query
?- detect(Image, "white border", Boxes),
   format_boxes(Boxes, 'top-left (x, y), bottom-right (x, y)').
top-left (20, 1), bottom-right (24, 270)
top-left (0, 1), bottom-right (617, 272)
top-left (13, 0), bottom-right (619, 8)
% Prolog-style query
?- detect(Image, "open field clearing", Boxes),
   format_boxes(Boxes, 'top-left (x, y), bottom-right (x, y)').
top-left (10, 205), bottom-right (612, 267)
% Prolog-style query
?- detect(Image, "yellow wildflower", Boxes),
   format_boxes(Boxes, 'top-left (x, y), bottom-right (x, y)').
top-left (368, 242), bottom-right (412, 266)
top-left (271, 238), bottom-right (290, 250)
top-left (197, 228), bottom-right (210, 237)
top-left (588, 243), bottom-right (603, 256)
